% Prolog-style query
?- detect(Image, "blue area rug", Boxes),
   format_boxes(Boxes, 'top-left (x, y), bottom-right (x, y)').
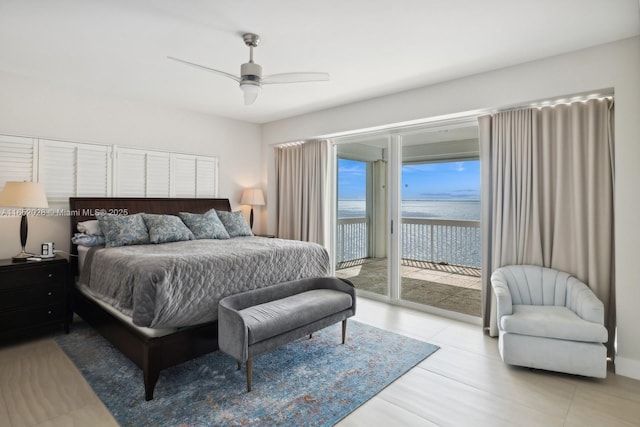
top-left (56, 320), bottom-right (438, 426)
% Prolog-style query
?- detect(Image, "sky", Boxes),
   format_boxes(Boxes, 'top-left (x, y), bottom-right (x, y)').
top-left (338, 158), bottom-right (480, 200)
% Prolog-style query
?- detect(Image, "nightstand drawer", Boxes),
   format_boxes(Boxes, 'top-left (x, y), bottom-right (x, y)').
top-left (0, 303), bottom-right (65, 331)
top-left (0, 282), bottom-right (66, 310)
top-left (0, 264), bottom-right (67, 290)
top-left (0, 256), bottom-right (70, 339)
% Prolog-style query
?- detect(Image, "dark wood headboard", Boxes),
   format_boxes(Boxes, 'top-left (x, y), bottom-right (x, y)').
top-left (69, 197), bottom-right (231, 225)
top-left (68, 197), bottom-right (232, 273)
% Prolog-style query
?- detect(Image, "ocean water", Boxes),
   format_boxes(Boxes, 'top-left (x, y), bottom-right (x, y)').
top-left (338, 199), bottom-right (480, 220)
top-left (337, 199), bottom-right (481, 267)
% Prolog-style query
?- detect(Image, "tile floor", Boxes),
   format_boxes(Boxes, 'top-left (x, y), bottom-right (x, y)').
top-left (337, 299), bottom-right (640, 427)
top-left (0, 338), bottom-right (117, 427)
top-left (2, 298), bottom-right (639, 426)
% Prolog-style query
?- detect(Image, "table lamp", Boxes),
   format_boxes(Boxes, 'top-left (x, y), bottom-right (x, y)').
top-left (240, 188), bottom-right (265, 229)
top-left (0, 181), bottom-right (49, 261)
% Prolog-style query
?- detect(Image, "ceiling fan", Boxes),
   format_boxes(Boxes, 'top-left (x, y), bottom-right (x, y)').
top-left (168, 33), bottom-right (330, 105)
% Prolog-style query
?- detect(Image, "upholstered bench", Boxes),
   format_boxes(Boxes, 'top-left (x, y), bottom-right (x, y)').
top-left (218, 277), bottom-right (356, 391)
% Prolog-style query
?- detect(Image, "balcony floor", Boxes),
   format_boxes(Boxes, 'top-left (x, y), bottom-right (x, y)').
top-left (336, 258), bottom-right (481, 317)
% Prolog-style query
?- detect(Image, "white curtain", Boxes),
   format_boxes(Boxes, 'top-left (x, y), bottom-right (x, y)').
top-left (479, 98), bottom-right (615, 357)
top-left (275, 140), bottom-right (330, 245)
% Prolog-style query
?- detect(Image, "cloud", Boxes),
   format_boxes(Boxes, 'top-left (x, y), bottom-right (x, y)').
top-left (403, 164), bottom-right (437, 173)
top-left (338, 165), bottom-right (365, 175)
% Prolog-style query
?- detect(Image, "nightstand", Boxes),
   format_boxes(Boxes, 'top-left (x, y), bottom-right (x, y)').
top-left (0, 255), bottom-right (71, 341)
top-left (255, 234), bottom-right (276, 238)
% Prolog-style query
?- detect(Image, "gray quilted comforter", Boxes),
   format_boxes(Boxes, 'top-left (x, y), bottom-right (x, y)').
top-left (79, 237), bottom-right (330, 328)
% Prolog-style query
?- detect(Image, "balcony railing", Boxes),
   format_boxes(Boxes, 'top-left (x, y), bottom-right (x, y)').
top-left (336, 217), bottom-right (369, 263)
top-left (402, 218), bottom-right (480, 268)
top-left (336, 217), bottom-right (481, 268)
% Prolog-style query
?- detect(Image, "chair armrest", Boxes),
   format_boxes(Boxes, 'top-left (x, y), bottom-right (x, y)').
top-left (566, 277), bottom-right (604, 325)
top-left (490, 271), bottom-right (513, 323)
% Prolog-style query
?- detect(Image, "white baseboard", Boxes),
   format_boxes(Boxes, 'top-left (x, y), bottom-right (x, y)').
top-left (615, 356), bottom-right (640, 380)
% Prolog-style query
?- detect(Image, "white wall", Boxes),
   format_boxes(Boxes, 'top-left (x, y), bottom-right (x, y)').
top-left (262, 37), bottom-right (640, 379)
top-left (0, 70), bottom-right (263, 259)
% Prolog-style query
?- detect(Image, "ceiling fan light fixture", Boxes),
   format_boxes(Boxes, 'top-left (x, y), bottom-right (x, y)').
top-left (240, 81), bottom-right (261, 105)
top-left (169, 32), bottom-right (328, 106)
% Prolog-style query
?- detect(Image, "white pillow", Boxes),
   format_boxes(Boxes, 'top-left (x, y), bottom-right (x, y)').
top-left (77, 219), bottom-right (103, 236)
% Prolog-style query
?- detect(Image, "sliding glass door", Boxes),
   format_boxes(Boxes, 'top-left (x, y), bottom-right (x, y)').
top-left (333, 122), bottom-right (482, 318)
top-left (335, 137), bottom-right (390, 298)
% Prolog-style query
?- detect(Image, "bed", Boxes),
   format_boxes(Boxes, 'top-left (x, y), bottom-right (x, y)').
top-left (68, 197), bottom-right (330, 400)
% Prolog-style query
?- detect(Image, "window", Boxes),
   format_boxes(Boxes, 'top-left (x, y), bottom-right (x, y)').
top-left (39, 139), bottom-right (112, 204)
top-left (174, 154), bottom-right (219, 198)
top-left (0, 134), bottom-right (219, 207)
top-left (116, 147), bottom-right (170, 197)
top-left (0, 135), bottom-right (35, 186)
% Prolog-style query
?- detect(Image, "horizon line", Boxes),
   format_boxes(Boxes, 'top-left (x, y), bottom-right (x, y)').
top-left (339, 198), bottom-right (480, 202)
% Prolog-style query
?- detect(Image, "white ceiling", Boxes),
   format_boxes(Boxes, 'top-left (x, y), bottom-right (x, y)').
top-left (1, 0), bottom-right (638, 124)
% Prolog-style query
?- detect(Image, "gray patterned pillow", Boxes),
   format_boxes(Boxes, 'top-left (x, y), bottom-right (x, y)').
top-left (216, 210), bottom-right (254, 237)
top-left (142, 214), bottom-right (194, 244)
top-left (178, 209), bottom-right (230, 240)
top-left (96, 213), bottom-right (150, 247)
top-left (71, 233), bottom-right (106, 247)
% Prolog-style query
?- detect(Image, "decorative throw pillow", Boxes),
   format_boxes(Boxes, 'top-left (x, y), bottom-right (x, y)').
top-left (178, 209), bottom-right (230, 240)
top-left (77, 219), bottom-right (103, 236)
top-left (96, 213), bottom-right (150, 247)
top-left (215, 210), bottom-right (253, 237)
top-left (142, 214), bottom-right (195, 244)
top-left (71, 232), bottom-right (106, 247)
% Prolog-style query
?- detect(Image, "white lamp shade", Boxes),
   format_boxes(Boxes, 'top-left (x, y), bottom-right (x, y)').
top-left (0, 181), bottom-right (49, 209)
top-left (240, 188), bottom-right (265, 206)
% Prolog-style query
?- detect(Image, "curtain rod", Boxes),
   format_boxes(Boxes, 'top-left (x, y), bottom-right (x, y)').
top-left (489, 93), bottom-right (614, 115)
top-left (273, 91), bottom-right (614, 145)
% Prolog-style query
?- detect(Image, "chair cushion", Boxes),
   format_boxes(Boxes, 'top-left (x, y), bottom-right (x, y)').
top-left (240, 289), bottom-right (353, 345)
top-left (500, 305), bottom-right (608, 343)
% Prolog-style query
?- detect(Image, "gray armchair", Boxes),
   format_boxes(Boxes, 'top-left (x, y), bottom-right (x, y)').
top-left (491, 265), bottom-right (607, 378)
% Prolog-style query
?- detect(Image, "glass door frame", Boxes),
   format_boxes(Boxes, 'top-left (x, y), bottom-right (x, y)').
top-left (330, 116), bottom-right (483, 324)
top-left (331, 135), bottom-right (395, 301)
top-left (387, 133), bottom-right (401, 302)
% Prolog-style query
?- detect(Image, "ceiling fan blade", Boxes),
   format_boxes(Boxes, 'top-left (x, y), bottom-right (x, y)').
top-left (262, 72), bottom-right (330, 85)
top-left (167, 56), bottom-right (241, 82)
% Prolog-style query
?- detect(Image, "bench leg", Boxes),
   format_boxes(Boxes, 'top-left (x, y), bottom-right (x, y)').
top-left (247, 359), bottom-right (253, 392)
top-left (237, 361), bottom-right (241, 371)
top-left (342, 319), bottom-right (347, 344)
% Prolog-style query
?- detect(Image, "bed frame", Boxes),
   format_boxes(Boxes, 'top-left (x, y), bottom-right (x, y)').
top-left (69, 197), bottom-right (232, 401)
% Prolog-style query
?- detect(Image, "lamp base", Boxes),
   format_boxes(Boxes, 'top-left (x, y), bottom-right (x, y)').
top-left (12, 249), bottom-right (34, 262)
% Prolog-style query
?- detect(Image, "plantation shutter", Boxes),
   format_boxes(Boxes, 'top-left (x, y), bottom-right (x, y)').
top-left (0, 135), bottom-right (35, 190)
top-left (76, 144), bottom-right (112, 197)
top-left (146, 152), bottom-right (171, 197)
top-left (174, 154), bottom-right (197, 197)
top-left (115, 147), bottom-right (147, 197)
top-left (116, 147), bottom-right (173, 197)
top-left (174, 154), bottom-right (219, 198)
top-left (196, 156), bottom-right (219, 197)
top-left (38, 139), bottom-right (111, 206)
top-left (1, 134), bottom-right (218, 203)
